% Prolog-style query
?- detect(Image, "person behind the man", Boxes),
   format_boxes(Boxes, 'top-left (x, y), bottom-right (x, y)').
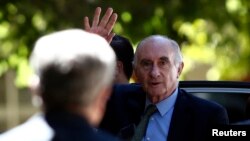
top-left (0, 29), bottom-right (118, 141)
top-left (84, 7), bottom-right (229, 141)
top-left (111, 34), bottom-right (134, 84)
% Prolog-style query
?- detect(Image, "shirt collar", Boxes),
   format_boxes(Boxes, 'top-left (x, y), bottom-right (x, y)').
top-left (146, 88), bottom-right (178, 116)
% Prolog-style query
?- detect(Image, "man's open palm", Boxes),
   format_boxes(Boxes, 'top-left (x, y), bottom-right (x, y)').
top-left (84, 7), bottom-right (118, 43)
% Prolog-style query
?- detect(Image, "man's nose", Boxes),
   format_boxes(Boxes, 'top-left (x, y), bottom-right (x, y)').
top-left (149, 65), bottom-right (160, 78)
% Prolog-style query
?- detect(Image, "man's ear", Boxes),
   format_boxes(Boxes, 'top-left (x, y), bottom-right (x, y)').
top-left (29, 75), bottom-right (42, 107)
top-left (116, 61), bottom-right (124, 73)
top-left (177, 62), bottom-right (184, 78)
top-left (96, 86), bottom-right (112, 111)
top-left (90, 85), bottom-right (112, 126)
top-left (28, 75), bottom-right (40, 95)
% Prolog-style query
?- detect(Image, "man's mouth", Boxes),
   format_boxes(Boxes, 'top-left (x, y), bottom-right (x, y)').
top-left (149, 82), bottom-right (161, 86)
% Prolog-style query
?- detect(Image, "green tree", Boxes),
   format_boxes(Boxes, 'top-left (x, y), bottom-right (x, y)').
top-left (0, 0), bottom-right (249, 88)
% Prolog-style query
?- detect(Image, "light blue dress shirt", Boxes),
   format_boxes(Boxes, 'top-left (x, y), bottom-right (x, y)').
top-left (142, 88), bottom-right (178, 141)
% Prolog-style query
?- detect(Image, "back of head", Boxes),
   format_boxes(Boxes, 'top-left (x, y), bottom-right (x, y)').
top-left (29, 29), bottom-right (116, 113)
top-left (110, 35), bottom-right (134, 80)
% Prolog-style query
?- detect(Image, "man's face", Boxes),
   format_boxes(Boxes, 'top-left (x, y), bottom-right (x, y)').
top-left (134, 38), bottom-right (182, 99)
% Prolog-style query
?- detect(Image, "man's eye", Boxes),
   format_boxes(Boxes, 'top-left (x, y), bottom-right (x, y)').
top-left (141, 61), bottom-right (152, 69)
top-left (159, 60), bottom-right (169, 68)
top-left (142, 62), bottom-right (150, 66)
top-left (160, 61), bottom-right (166, 65)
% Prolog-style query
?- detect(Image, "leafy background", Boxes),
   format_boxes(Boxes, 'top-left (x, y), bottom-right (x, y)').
top-left (0, 0), bottom-right (250, 86)
top-left (0, 0), bottom-right (249, 131)
top-left (1, 0), bottom-right (249, 88)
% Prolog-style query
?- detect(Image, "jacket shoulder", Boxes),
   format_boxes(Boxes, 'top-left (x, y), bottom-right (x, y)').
top-left (179, 88), bottom-right (226, 110)
top-left (178, 89), bottom-right (229, 123)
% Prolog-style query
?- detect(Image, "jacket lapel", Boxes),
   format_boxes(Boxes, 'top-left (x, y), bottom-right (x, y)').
top-left (118, 84), bottom-right (146, 139)
top-left (167, 89), bottom-right (195, 141)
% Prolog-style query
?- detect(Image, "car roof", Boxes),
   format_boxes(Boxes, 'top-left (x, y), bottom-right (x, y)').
top-left (179, 81), bottom-right (250, 94)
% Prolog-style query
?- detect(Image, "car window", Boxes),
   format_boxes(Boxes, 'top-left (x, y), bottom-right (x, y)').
top-left (188, 92), bottom-right (250, 123)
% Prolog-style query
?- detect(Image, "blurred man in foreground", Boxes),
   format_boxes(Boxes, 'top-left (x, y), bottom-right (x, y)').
top-left (0, 29), bottom-right (118, 141)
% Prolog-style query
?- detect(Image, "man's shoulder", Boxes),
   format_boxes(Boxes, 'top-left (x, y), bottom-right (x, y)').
top-left (178, 89), bottom-right (229, 123)
top-left (179, 88), bottom-right (226, 111)
top-left (52, 128), bottom-right (120, 141)
top-left (46, 112), bottom-right (120, 141)
top-left (95, 129), bottom-right (121, 141)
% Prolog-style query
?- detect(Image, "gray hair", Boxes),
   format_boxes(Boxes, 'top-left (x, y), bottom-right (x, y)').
top-left (29, 29), bottom-right (116, 112)
top-left (133, 35), bottom-right (183, 67)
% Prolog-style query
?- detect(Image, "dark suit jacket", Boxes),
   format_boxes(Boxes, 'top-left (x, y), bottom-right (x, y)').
top-left (100, 83), bottom-right (229, 141)
top-left (45, 111), bottom-right (119, 141)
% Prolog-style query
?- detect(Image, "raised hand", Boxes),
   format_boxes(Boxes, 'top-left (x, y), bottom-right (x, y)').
top-left (84, 7), bottom-right (118, 43)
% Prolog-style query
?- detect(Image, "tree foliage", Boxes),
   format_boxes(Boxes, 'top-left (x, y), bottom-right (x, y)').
top-left (0, 0), bottom-right (249, 87)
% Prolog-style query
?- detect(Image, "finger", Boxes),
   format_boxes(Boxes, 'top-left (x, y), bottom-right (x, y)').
top-left (92, 7), bottom-right (101, 27)
top-left (105, 13), bottom-right (118, 34)
top-left (99, 7), bottom-right (113, 28)
top-left (84, 17), bottom-right (91, 31)
top-left (106, 33), bottom-right (116, 43)
top-left (97, 27), bottom-right (109, 37)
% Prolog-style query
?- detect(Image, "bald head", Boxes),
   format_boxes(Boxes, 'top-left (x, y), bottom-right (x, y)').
top-left (134, 35), bottom-right (183, 67)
